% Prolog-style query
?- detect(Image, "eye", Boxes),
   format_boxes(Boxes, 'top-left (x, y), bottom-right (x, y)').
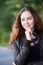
top-left (21, 18), bottom-right (25, 21)
top-left (27, 17), bottom-right (32, 20)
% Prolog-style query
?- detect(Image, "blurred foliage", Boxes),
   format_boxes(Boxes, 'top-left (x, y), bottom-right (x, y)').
top-left (0, 0), bottom-right (43, 46)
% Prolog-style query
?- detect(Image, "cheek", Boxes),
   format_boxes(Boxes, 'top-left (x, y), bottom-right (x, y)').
top-left (28, 20), bottom-right (34, 28)
top-left (31, 21), bottom-right (34, 27)
top-left (21, 21), bottom-right (25, 25)
top-left (29, 19), bottom-right (34, 25)
top-left (21, 21), bottom-right (25, 27)
top-left (31, 21), bottom-right (34, 25)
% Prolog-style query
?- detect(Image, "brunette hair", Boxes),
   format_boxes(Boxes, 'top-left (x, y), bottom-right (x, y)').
top-left (9, 6), bottom-right (43, 48)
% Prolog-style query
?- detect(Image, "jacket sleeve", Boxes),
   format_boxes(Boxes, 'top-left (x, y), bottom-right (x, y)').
top-left (11, 40), bottom-right (30, 65)
top-left (27, 61), bottom-right (43, 65)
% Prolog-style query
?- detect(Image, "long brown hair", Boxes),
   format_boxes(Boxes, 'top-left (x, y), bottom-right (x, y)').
top-left (9, 6), bottom-right (43, 48)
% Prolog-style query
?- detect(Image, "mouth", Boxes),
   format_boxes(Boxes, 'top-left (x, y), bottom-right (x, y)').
top-left (28, 24), bottom-right (31, 27)
top-left (25, 24), bottom-right (31, 28)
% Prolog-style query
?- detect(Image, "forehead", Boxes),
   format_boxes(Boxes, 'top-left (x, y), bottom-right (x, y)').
top-left (21, 11), bottom-right (33, 18)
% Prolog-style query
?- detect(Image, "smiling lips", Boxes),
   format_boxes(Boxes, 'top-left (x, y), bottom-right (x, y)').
top-left (25, 24), bottom-right (31, 27)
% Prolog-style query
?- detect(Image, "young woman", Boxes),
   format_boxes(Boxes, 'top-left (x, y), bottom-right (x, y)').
top-left (9, 6), bottom-right (43, 65)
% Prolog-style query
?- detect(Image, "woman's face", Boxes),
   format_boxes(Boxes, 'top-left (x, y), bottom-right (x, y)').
top-left (20, 11), bottom-right (34, 31)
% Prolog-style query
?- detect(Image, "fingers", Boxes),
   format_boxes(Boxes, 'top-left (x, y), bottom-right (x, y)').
top-left (12, 62), bottom-right (16, 65)
top-left (25, 29), bottom-right (32, 41)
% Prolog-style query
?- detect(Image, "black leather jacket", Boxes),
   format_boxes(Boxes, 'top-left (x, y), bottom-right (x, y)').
top-left (11, 32), bottom-right (43, 65)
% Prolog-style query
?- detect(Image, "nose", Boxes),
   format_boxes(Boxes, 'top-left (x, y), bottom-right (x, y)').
top-left (25, 19), bottom-right (29, 24)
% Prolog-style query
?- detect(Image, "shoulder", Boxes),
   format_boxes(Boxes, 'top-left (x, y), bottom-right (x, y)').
top-left (38, 32), bottom-right (43, 39)
top-left (38, 32), bottom-right (43, 44)
top-left (12, 33), bottom-right (24, 49)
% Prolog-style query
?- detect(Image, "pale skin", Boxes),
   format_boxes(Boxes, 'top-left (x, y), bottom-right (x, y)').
top-left (21, 11), bottom-right (35, 41)
top-left (13, 10), bottom-right (35, 65)
top-left (13, 62), bottom-right (16, 65)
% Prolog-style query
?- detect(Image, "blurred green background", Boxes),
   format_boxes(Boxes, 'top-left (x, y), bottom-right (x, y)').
top-left (0, 0), bottom-right (43, 46)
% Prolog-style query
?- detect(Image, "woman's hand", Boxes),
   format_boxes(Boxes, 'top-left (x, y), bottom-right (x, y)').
top-left (13, 62), bottom-right (16, 65)
top-left (25, 28), bottom-right (33, 41)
